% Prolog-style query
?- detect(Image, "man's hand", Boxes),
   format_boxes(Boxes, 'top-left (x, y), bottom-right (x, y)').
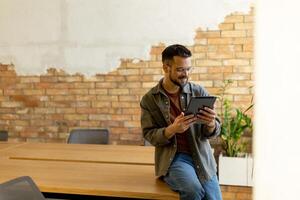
top-left (196, 106), bottom-right (216, 131)
top-left (164, 112), bottom-right (197, 139)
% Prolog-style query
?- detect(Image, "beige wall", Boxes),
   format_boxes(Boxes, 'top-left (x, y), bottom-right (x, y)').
top-left (0, 0), bottom-right (253, 75)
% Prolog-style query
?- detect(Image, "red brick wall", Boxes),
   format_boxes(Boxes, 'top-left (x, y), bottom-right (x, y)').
top-left (0, 9), bottom-right (254, 148)
top-left (222, 185), bottom-right (252, 200)
top-left (0, 8), bottom-right (254, 199)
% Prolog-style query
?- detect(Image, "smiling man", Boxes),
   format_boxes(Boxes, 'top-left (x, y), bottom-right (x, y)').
top-left (140, 44), bottom-right (222, 200)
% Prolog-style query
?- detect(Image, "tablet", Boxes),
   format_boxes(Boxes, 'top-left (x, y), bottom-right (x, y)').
top-left (184, 96), bottom-right (217, 115)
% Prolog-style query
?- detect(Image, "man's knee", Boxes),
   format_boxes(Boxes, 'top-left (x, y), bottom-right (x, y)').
top-left (180, 181), bottom-right (205, 199)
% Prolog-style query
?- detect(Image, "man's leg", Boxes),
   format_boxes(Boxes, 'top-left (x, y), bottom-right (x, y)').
top-left (163, 153), bottom-right (205, 200)
top-left (200, 175), bottom-right (222, 200)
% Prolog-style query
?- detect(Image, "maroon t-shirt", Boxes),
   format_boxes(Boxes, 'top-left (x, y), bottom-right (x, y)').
top-left (164, 89), bottom-right (191, 154)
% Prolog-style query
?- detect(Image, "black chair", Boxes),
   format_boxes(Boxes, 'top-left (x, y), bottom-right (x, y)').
top-left (67, 129), bottom-right (109, 144)
top-left (0, 176), bottom-right (45, 200)
top-left (144, 140), bottom-right (152, 146)
top-left (0, 130), bottom-right (8, 141)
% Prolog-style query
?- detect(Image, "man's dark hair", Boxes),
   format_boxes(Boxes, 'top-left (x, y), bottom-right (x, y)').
top-left (161, 44), bottom-right (192, 63)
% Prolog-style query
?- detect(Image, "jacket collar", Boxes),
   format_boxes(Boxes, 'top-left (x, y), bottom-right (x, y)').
top-left (152, 78), bottom-right (192, 95)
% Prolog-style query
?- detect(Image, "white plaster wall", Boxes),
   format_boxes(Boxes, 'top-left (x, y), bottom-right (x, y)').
top-left (0, 0), bottom-right (253, 75)
top-left (255, 0), bottom-right (300, 199)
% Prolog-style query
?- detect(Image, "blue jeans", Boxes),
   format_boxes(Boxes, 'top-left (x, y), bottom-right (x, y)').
top-left (163, 153), bottom-right (222, 200)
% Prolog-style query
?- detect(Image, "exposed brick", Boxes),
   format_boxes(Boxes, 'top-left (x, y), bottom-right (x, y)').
top-left (195, 30), bottom-right (221, 38)
top-left (40, 76), bottom-right (58, 83)
top-left (76, 95), bottom-right (97, 101)
top-left (88, 114), bottom-right (111, 121)
top-left (89, 89), bottom-right (108, 95)
top-left (111, 102), bottom-right (131, 108)
top-left (141, 68), bottom-right (163, 75)
top-left (224, 15), bottom-right (244, 23)
top-left (23, 89), bottom-right (45, 95)
top-left (194, 45), bottom-right (208, 52)
top-left (141, 75), bottom-right (162, 82)
top-left (117, 69), bottom-right (140, 75)
top-left (227, 87), bottom-right (251, 94)
top-left (199, 73), bottom-right (223, 80)
top-left (34, 108), bottom-right (56, 114)
top-left (119, 95), bottom-right (139, 102)
top-left (105, 75), bottom-right (125, 82)
top-left (224, 73), bottom-right (251, 80)
top-left (244, 42), bottom-right (254, 51)
top-left (118, 82), bottom-right (141, 88)
top-left (207, 52), bottom-right (234, 59)
top-left (142, 82), bottom-right (157, 88)
top-left (97, 95), bottom-right (118, 101)
top-left (46, 89), bottom-right (69, 95)
top-left (233, 66), bottom-right (253, 73)
top-left (96, 82), bottom-right (118, 88)
top-left (109, 88), bottom-right (129, 95)
top-left (208, 66), bottom-right (233, 73)
top-left (221, 30), bottom-right (247, 38)
top-left (244, 15), bottom-right (254, 22)
top-left (124, 121), bottom-right (140, 128)
top-left (1, 101), bottom-right (23, 107)
top-left (56, 108), bottom-right (76, 114)
top-left (69, 89), bottom-right (89, 95)
top-left (235, 52), bottom-right (253, 58)
top-left (92, 101), bottom-right (111, 108)
top-left (150, 46), bottom-right (165, 55)
top-left (219, 23), bottom-right (234, 30)
top-left (194, 39), bottom-right (207, 47)
top-left (111, 115), bottom-right (132, 121)
top-left (120, 133), bottom-right (142, 141)
top-left (235, 23), bottom-right (253, 30)
top-left (223, 59), bottom-right (250, 66)
top-left (58, 76), bottom-right (82, 82)
top-left (64, 114), bottom-right (88, 121)
top-left (79, 120), bottom-right (101, 127)
top-left (70, 101), bottom-right (90, 108)
top-left (196, 59), bottom-right (222, 67)
top-left (20, 77), bottom-right (40, 83)
top-left (73, 82), bottom-right (95, 89)
top-left (208, 38), bottom-right (233, 45)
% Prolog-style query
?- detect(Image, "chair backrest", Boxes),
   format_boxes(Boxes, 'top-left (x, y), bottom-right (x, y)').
top-left (0, 130), bottom-right (8, 141)
top-left (144, 140), bottom-right (152, 146)
top-left (0, 176), bottom-right (45, 200)
top-left (67, 129), bottom-right (109, 144)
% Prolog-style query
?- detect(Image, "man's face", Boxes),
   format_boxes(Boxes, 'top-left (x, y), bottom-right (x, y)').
top-left (166, 56), bottom-right (192, 88)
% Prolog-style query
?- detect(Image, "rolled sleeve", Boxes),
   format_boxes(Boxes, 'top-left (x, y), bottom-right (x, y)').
top-left (202, 118), bottom-right (221, 139)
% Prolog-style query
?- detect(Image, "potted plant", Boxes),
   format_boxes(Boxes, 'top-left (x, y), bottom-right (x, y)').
top-left (217, 80), bottom-right (254, 186)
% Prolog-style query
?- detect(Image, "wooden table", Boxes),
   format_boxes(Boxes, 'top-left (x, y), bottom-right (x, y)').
top-left (0, 158), bottom-right (178, 200)
top-left (0, 142), bottom-right (25, 151)
top-left (1, 143), bottom-right (155, 165)
top-left (0, 143), bottom-right (178, 199)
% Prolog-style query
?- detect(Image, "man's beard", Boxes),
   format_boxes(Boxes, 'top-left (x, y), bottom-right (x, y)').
top-left (169, 73), bottom-right (188, 88)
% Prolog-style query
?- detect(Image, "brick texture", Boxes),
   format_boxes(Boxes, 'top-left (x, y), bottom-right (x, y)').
top-left (0, 7), bottom-right (254, 158)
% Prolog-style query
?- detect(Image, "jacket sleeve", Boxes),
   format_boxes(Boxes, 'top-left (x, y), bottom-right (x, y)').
top-left (140, 98), bottom-right (171, 146)
top-left (201, 117), bottom-right (221, 139)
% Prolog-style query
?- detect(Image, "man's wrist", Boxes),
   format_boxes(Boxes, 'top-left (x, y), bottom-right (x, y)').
top-left (206, 121), bottom-right (216, 129)
top-left (164, 125), bottom-right (176, 139)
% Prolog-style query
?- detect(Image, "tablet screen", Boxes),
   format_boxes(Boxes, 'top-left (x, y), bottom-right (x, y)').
top-left (184, 96), bottom-right (216, 115)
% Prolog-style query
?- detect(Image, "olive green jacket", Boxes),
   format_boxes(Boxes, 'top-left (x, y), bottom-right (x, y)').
top-left (140, 79), bottom-right (220, 181)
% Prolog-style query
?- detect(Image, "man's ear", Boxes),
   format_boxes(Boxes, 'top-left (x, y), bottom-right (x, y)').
top-left (163, 63), bottom-right (169, 73)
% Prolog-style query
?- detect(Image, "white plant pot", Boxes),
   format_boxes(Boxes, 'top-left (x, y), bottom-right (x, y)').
top-left (247, 154), bottom-right (254, 186)
top-left (218, 154), bottom-right (253, 186)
